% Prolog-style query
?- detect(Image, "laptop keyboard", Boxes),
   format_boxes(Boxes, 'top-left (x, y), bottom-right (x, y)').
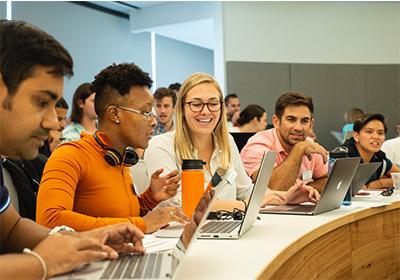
top-left (100, 252), bottom-right (167, 279)
top-left (200, 221), bottom-right (241, 234)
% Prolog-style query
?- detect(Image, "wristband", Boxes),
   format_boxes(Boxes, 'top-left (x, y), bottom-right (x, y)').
top-left (23, 248), bottom-right (47, 280)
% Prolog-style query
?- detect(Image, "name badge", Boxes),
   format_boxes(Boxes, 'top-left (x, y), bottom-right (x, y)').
top-left (225, 170), bottom-right (238, 185)
top-left (302, 170), bottom-right (313, 181)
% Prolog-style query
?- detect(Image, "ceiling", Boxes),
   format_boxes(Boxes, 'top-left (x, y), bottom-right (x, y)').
top-left (88, 1), bottom-right (214, 50)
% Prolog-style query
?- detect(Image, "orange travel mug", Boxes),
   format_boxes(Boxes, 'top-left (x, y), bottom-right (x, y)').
top-left (181, 159), bottom-right (204, 217)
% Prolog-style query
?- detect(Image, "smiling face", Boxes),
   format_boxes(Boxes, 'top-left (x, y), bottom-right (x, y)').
top-left (273, 105), bottom-right (312, 149)
top-left (0, 66), bottom-right (63, 159)
top-left (183, 83), bottom-right (222, 138)
top-left (117, 86), bottom-right (156, 149)
top-left (353, 119), bottom-right (385, 155)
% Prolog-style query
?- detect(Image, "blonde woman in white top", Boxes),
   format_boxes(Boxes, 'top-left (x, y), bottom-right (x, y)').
top-left (145, 73), bottom-right (319, 208)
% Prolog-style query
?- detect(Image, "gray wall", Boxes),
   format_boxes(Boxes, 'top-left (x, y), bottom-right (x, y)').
top-left (227, 62), bottom-right (400, 150)
top-left (156, 34), bottom-right (214, 88)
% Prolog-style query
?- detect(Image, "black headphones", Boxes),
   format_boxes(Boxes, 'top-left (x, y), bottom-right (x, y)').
top-left (93, 132), bottom-right (138, 167)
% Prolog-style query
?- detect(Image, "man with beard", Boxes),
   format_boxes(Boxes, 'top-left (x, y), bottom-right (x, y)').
top-left (37, 63), bottom-right (188, 234)
top-left (153, 87), bottom-right (177, 136)
top-left (0, 20), bottom-right (145, 279)
top-left (241, 92), bottom-right (328, 192)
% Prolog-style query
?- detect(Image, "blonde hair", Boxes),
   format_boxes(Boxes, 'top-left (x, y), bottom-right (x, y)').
top-left (174, 73), bottom-right (231, 170)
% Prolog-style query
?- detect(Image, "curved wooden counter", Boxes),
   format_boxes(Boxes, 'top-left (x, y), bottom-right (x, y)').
top-left (258, 200), bottom-right (400, 279)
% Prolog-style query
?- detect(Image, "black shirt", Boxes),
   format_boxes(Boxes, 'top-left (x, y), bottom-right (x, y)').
top-left (342, 138), bottom-right (392, 184)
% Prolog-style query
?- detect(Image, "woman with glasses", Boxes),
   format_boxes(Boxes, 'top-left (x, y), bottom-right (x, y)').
top-left (144, 73), bottom-right (319, 208)
top-left (37, 63), bottom-right (189, 234)
top-left (342, 113), bottom-right (400, 189)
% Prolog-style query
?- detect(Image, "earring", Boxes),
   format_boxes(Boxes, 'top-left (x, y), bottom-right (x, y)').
top-left (115, 120), bottom-right (120, 124)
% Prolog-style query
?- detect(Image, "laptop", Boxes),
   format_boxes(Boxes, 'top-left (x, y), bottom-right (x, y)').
top-left (198, 151), bottom-right (276, 239)
top-left (260, 157), bottom-right (360, 215)
top-left (53, 190), bottom-right (220, 280)
top-left (351, 162), bottom-right (381, 196)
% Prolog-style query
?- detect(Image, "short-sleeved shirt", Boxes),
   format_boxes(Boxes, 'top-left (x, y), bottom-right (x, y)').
top-left (342, 138), bottom-right (392, 184)
top-left (240, 128), bottom-right (328, 181)
top-left (0, 159), bottom-right (11, 214)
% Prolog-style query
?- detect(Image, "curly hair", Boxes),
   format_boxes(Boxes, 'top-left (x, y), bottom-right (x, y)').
top-left (0, 20), bottom-right (73, 96)
top-left (91, 63), bottom-right (153, 119)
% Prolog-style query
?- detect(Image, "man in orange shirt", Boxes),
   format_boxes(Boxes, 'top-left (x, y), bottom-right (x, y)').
top-left (37, 63), bottom-right (188, 234)
top-left (0, 20), bottom-right (145, 279)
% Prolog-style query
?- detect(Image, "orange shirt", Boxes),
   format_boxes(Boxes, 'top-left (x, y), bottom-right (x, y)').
top-left (36, 132), bottom-right (157, 232)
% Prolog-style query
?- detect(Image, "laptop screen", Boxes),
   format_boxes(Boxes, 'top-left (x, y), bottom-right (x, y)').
top-left (176, 189), bottom-right (216, 253)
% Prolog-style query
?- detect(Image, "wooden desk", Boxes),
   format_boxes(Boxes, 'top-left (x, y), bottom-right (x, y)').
top-left (176, 195), bottom-right (400, 279)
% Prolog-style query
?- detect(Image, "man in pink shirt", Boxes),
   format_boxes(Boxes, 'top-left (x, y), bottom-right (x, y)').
top-left (241, 92), bottom-right (328, 192)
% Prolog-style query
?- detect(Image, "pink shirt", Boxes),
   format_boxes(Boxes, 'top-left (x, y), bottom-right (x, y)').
top-left (240, 128), bottom-right (327, 181)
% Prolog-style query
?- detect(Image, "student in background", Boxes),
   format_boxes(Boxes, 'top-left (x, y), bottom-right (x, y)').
top-left (342, 107), bottom-right (364, 143)
top-left (144, 73), bottom-right (319, 209)
top-left (233, 104), bottom-right (267, 133)
top-left (37, 63), bottom-right (188, 233)
top-left (382, 136), bottom-right (400, 168)
top-left (224, 93), bottom-right (241, 130)
top-left (62, 82), bottom-right (97, 142)
top-left (241, 92), bottom-right (328, 192)
top-left (153, 87), bottom-right (177, 136)
top-left (168, 82), bottom-right (181, 95)
top-left (0, 19), bottom-right (144, 280)
top-left (342, 113), bottom-right (400, 189)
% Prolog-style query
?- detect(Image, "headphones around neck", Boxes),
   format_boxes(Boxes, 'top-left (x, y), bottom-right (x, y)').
top-left (93, 132), bottom-right (138, 167)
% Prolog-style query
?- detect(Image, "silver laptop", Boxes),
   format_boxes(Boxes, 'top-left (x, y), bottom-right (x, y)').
top-left (351, 162), bottom-right (381, 196)
top-left (260, 157), bottom-right (360, 215)
top-left (198, 151), bottom-right (276, 239)
top-left (53, 190), bottom-right (220, 280)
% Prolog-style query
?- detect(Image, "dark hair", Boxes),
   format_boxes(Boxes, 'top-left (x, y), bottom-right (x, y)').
top-left (353, 113), bottom-right (388, 134)
top-left (91, 63), bottom-right (153, 119)
top-left (275, 91), bottom-right (313, 119)
top-left (69, 83), bottom-right (94, 123)
top-left (168, 82), bottom-right (181, 92)
top-left (56, 97), bottom-right (68, 109)
top-left (237, 105), bottom-right (266, 126)
top-left (224, 93), bottom-right (239, 106)
top-left (0, 20), bottom-right (73, 96)
top-left (154, 87), bottom-right (177, 107)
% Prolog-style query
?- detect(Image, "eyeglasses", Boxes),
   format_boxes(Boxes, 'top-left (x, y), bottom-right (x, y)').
top-left (117, 105), bottom-right (156, 121)
top-left (184, 100), bottom-right (222, 113)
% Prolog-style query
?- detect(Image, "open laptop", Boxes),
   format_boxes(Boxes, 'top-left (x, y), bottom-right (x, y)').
top-left (351, 162), bottom-right (381, 196)
top-left (198, 151), bottom-right (276, 239)
top-left (53, 189), bottom-right (220, 280)
top-left (260, 157), bottom-right (360, 215)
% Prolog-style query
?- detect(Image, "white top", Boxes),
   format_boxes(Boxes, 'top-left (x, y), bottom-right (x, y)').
top-left (144, 131), bottom-right (253, 207)
top-left (382, 137), bottom-right (400, 168)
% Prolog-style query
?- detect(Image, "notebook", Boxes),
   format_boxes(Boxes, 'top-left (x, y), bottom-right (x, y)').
top-left (260, 157), bottom-right (360, 215)
top-left (53, 189), bottom-right (220, 280)
top-left (198, 151), bottom-right (276, 239)
top-left (351, 162), bottom-right (382, 196)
